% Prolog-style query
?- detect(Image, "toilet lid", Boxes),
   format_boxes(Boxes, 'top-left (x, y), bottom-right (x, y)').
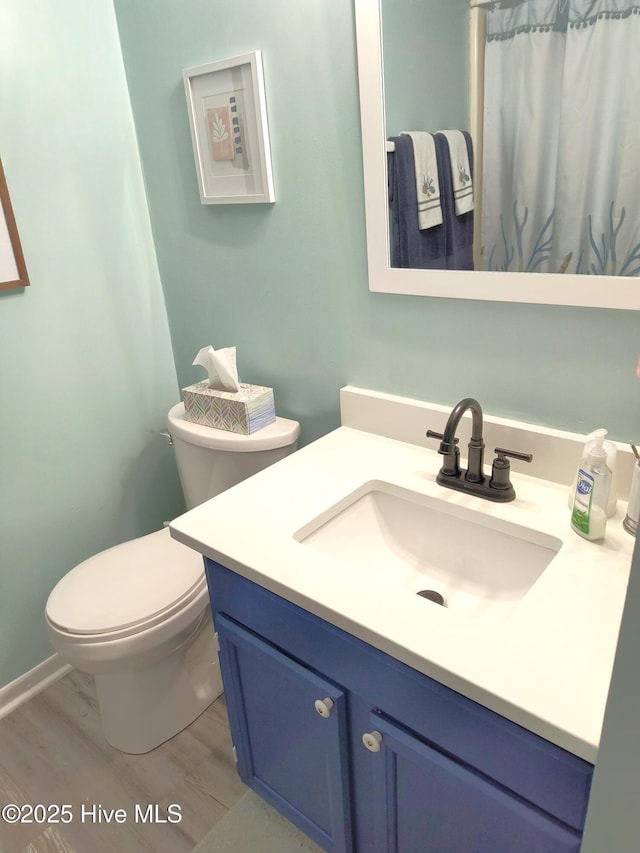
top-left (46, 528), bottom-right (207, 635)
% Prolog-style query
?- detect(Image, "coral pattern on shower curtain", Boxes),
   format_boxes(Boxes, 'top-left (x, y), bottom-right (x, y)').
top-left (480, 0), bottom-right (640, 276)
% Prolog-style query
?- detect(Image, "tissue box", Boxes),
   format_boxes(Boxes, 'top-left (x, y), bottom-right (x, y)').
top-left (181, 380), bottom-right (276, 434)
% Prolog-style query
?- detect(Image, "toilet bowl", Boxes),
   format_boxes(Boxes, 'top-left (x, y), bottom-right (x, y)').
top-left (45, 403), bottom-right (299, 753)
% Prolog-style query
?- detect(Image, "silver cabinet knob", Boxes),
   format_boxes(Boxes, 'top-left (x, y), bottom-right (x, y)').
top-left (314, 697), bottom-right (334, 718)
top-left (362, 730), bottom-right (382, 752)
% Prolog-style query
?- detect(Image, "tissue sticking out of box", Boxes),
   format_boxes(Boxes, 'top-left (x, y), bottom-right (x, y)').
top-left (183, 345), bottom-right (276, 434)
top-left (193, 345), bottom-right (240, 392)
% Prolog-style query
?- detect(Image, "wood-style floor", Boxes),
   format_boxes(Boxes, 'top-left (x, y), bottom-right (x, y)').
top-left (0, 669), bottom-right (247, 853)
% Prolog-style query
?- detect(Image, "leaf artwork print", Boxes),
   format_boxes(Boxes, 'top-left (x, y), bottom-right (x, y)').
top-left (207, 105), bottom-right (235, 161)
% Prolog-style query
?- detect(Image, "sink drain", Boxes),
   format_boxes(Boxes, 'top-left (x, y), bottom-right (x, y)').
top-left (417, 589), bottom-right (445, 606)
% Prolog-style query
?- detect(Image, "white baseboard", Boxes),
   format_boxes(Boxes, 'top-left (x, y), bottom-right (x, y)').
top-left (0, 654), bottom-right (73, 721)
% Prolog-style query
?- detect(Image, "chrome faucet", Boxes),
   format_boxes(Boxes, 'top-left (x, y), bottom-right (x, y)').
top-left (427, 398), bottom-right (532, 502)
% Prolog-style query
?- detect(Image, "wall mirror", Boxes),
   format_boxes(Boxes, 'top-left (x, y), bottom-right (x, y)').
top-left (354, 0), bottom-right (640, 309)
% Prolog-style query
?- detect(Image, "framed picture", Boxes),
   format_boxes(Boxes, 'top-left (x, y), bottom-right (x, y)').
top-left (183, 51), bottom-right (275, 205)
top-left (0, 159), bottom-right (29, 291)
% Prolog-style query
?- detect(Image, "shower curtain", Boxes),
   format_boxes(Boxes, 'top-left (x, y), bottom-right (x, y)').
top-left (480, 0), bottom-right (640, 276)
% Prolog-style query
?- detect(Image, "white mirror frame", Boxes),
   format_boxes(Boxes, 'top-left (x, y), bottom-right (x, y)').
top-left (354, 0), bottom-right (640, 310)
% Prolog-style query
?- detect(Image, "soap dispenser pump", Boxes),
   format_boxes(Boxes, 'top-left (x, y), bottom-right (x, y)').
top-left (570, 431), bottom-right (612, 541)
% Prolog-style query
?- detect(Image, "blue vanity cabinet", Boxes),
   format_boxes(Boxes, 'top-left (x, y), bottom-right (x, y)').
top-left (368, 713), bottom-right (581, 852)
top-left (206, 560), bottom-right (592, 853)
top-left (215, 612), bottom-right (354, 853)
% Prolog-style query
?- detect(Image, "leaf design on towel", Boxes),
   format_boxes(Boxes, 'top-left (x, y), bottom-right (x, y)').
top-left (211, 112), bottom-right (229, 144)
top-left (421, 174), bottom-right (436, 197)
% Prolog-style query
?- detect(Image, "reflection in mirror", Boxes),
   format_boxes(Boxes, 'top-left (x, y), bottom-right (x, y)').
top-left (354, 0), bottom-right (640, 307)
top-left (383, 0), bottom-right (640, 277)
top-left (480, 0), bottom-right (640, 276)
top-left (382, 0), bottom-right (475, 272)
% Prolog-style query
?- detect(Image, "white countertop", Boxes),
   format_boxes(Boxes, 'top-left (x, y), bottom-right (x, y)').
top-left (170, 420), bottom-right (634, 764)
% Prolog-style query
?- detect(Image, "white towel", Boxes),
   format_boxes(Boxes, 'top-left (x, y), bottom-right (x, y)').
top-left (400, 131), bottom-right (442, 230)
top-left (439, 130), bottom-right (474, 215)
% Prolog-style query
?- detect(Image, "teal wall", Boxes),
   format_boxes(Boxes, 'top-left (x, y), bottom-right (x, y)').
top-left (382, 0), bottom-right (470, 134)
top-left (114, 0), bottom-right (639, 446)
top-left (0, 0), bottom-right (184, 688)
top-left (113, 1), bottom-right (361, 445)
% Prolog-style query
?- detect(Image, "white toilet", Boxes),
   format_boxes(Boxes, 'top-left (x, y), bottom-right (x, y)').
top-left (45, 402), bottom-right (299, 754)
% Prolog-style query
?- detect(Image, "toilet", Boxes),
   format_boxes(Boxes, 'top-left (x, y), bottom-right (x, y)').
top-left (45, 402), bottom-right (299, 754)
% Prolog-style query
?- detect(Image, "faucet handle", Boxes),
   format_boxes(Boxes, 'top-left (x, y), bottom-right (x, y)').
top-left (490, 447), bottom-right (533, 495)
top-left (494, 447), bottom-right (533, 464)
top-left (426, 430), bottom-right (459, 451)
top-left (427, 430), bottom-right (460, 476)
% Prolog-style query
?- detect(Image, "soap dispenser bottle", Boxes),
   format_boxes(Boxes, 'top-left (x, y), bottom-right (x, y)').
top-left (570, 432), bottom-right (612, 541)
top-left (567, 429), bottom-right (618, 517)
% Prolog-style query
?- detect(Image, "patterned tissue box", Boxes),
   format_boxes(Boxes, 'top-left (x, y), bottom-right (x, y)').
top-left (181, 381), bottom-right (276, 434)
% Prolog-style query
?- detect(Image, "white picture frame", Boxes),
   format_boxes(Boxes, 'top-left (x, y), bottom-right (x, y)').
top-left (183, 51), bottom-right (275, 205)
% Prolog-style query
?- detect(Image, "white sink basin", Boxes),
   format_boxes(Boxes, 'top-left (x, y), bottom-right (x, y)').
top-left (294, 480), bottom-right (562, 621)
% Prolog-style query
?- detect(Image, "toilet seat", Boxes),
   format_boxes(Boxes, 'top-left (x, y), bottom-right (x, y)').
top-left (46, 528), bottom-right (206, 639)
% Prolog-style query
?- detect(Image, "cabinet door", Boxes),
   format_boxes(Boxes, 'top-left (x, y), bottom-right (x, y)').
top-left (216, 614), bottom-right (353, 853)
top-left (366, 714), bottom-right (581, 853)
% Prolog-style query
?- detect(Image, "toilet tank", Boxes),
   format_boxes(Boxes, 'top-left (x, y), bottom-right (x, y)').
top-left (167, 403), bottom-right (300, 510)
